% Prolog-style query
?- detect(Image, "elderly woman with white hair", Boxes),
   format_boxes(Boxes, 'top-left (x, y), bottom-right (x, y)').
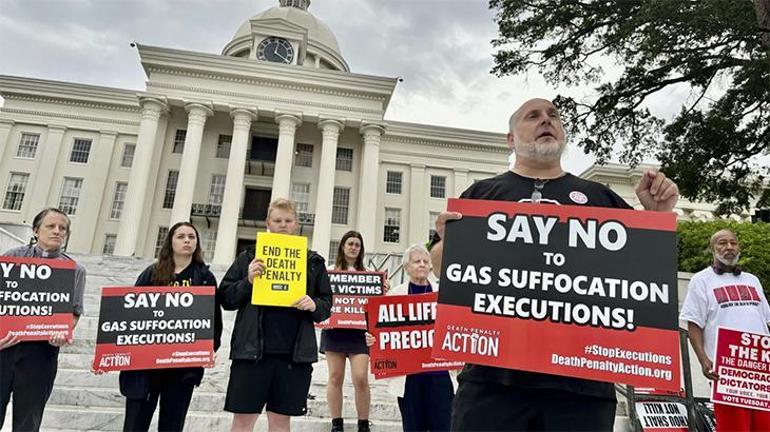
top-left (366, 243), bottom-right (454, 432)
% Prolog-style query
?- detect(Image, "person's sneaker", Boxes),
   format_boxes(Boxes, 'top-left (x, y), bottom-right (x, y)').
top-left (357, 419), bottom-right (371, 432)
top-left (331, 418), bottom-right (344, 432)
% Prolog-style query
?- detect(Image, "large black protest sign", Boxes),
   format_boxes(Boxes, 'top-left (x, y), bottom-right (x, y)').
top-left (92, 285), bottom-right (215, 371)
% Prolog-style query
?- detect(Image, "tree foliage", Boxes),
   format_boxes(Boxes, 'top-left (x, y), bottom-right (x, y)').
top-left (489, 0), bottom-right (770, 214)
top-left (678, 220), bottom-right (770, 293)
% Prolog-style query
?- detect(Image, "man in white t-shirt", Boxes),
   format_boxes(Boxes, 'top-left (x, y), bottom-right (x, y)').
top-left (680, 229), bottom-right (770, 431)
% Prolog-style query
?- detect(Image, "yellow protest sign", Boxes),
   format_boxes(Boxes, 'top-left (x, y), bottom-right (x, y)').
top-left (251, 232), bottom-right (307, 307)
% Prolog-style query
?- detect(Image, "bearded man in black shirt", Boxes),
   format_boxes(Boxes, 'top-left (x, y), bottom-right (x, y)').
top-left (431, 98), bottom-right (680, 431)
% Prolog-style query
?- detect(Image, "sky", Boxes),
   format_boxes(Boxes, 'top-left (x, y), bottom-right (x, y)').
top-left (0, 0), bottom-right (693, 174)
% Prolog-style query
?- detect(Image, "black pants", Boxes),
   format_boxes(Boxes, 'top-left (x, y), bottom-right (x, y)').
top-left (122, 369), bottom-right (196, 432)
top-left (397, 373), bottom-right (454, 432)
top-left (451, 380), bottom-right (616, 431)
top-left (0, 342), bottom-right (59, 432)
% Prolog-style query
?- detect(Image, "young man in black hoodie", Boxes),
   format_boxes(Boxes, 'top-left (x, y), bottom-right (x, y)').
top-left (219, 198), bottom-right (332, 432)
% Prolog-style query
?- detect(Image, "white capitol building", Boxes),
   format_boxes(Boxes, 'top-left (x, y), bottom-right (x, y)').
top-left (0, 0), bottom-right (727, 265)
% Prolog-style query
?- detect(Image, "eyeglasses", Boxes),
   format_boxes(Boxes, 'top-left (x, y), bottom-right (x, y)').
top-left (531, 179), bottom-right (547, 203)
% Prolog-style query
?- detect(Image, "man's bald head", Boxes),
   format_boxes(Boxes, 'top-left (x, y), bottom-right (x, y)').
top-left (508, 98), bottom-right (556, 132)
top-left (506, 98), bottom-right (566, 165)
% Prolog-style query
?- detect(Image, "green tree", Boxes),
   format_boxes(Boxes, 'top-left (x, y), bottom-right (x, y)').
top-left (678, 221), bottom-right (770, 293)
top-left (489, 0), bottom-right (770, 214)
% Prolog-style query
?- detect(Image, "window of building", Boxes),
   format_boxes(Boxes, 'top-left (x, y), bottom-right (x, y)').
top-left (336, 147), bottom-right (353, 172)
top-left (386, 171), bottom-right (402, 194)
top-left (70, 138), bottom-right (92, 163)
top-left (110, 182), bottom-right (128, 220)
top-left (216, 135), bottom-right (232, 159)
top-left (430, 175), bottom-right (446, 198)
top-left (16, 133), bottom-right (39, 159)
top-left (290, 183), bottom-right (310, 213)
top-left (384, 208), bottom-right (401, 243)
top-left (208, 175), bottom-right (226, 205)
top-left (121, 143), bottom-right (135, 167)
top-left (103, 234), bottom-right (117, 255)
top-left (2, 173), bottom-right (29, 211)
top-left (155, 226), bottom-right (169, 258)
top-left (295, 143), bottom-right (313, 167)
top-left (58, 177), bottom-right (83, 215)
top-left (332, 187), bottom-right (350, 225)
top-left (429, 211), bottom-right (440, 241)
top-left (329, 240), bottom-right (339, 263)
top-left (163, 170), bottom-right (179, 209)
top-left (203, 230), bottom-right (217, 262)
top-left (173, 129), bottom-right (186, 153)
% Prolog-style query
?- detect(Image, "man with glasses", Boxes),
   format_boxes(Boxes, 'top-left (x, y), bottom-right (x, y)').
top-left (430, 98), bottom-right (680, 431)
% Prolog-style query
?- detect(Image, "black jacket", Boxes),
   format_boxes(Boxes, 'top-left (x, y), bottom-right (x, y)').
top-left (218, 249), bottom-right (332, 363)
top-left (119, 261), bottom-right (223, 400)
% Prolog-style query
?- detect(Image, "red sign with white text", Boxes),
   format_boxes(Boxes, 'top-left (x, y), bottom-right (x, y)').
top-left (367, 292), bottom-right (463, 378)
top-left (433, 199), bottom-right (681, 390)
top-left (92, 285), bottom-right (215, 372)
top-left (317, 271), bottom-right (385, 330)
top-left (0, 256), bottom-right (76, 341)
top-left (712, 327), bottom-right (770, 411)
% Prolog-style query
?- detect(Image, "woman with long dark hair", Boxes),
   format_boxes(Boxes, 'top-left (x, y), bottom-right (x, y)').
top-left (0, 207), bottom-right (87, 432)
top-left (321, 231), bottom-right (372, 432)
top-left (119, 221), bottom-right (222, 432)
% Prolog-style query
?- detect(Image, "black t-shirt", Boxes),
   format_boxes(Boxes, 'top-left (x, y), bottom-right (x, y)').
top-left (173, 264), bottom-right (195, 286)
top-left (263, 306), bottom-right (303, 355)
top-left (456, 170), bottom-right (632, 400)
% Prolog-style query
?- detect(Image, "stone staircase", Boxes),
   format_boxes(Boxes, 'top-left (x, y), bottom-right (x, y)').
top-left (4, 254), bottom-right (631, 431)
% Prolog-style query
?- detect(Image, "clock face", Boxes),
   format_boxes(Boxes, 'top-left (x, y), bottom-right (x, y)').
top-left (256, 37), bottom-right (295, 64)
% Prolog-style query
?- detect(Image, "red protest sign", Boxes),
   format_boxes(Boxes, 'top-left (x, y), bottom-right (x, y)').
top-left (317, 271), bottom-right (385, 330)
top-left (92, 286), bottom-right (215, 372)
top-left (432, 198), bottom-right (681, 390)
top-left (366, 292), bottom-right (463, 378)
top-left (0, 256), bottom-right (76, 341)
top-left (712, 327), bottom-right (770, 411)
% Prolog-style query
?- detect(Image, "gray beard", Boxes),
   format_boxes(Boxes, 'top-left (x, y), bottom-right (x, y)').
top-left (513, 138), bottom-right (565, 163)
top-left (715, 252), bottom-right (740, 267)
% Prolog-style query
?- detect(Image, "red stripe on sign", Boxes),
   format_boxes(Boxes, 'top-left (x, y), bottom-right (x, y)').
top-left (432, 304), bottom-right (681, 391)
top-left (100, 286), bottom-right (215, 297)
top-left (447, 198), bottom-right (677, 232)
top-left (0, 312), bottom-right (73, 342)
top-left (92, 340), bottom-right (214, 372)
top-left (0, 256), bottom-right (76, 269)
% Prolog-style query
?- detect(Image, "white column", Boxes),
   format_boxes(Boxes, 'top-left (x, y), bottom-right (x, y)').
top-left (213, 108), bottom-right (256, 265)
top-left (356, 123), bottom-right (385, 249)
top-left (170, 103), bottom-right (213, 224)
top-left (80, 130), bottom-right (118, 252)
top-left (270, 114), bottom-right (302, 202)
top-left (408, 163), bottom-right (427, 245)
top-left (28, 124), bottom-right (67, 212)
top-left (454, 168), bottom-right (469, 196)
top-left (115, 98), bottom-right (167, 257)
top-left (0, 119), bottom-right (14, 162)
top-left (311, 119), bottom-right (344, 259)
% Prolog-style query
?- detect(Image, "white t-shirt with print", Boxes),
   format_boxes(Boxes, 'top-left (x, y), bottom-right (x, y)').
top-left (679, 267), bottom-right (770, 361)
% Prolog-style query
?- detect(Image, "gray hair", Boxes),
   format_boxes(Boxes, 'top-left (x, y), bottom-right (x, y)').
top-left (402, 243), bottom-right (431, 268)
top-left (709, 229), bottom-right (738, 250)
